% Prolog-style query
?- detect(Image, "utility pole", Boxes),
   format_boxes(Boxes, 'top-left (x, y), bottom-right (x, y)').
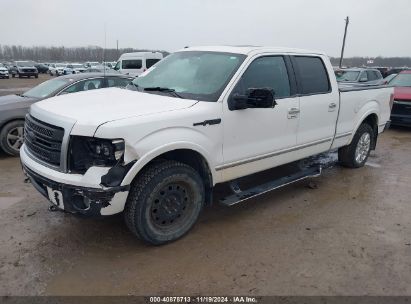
top-left (339, 16), bottom-right (349, 68)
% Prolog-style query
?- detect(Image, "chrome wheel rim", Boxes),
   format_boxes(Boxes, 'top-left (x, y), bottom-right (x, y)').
top-left (355, 132), bottom-right (371, 164)
top-left (7, 126), bottom-right (24, 152)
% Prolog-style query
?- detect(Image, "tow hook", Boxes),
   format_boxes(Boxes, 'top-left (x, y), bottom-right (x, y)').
top-left (48, 205), bottom-right (59, 212)
top-left (24, 177), bottom-right (30, 183)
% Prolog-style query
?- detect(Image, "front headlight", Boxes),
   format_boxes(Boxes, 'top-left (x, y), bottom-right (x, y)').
top-left (68, 136), bottom-right (125, 173)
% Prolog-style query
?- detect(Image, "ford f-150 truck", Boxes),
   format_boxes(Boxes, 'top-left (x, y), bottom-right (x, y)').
top-left (20, 46), bottom-right (393, 245)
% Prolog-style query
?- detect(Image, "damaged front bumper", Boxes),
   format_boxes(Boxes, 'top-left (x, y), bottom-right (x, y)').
top-left (20, 146), bottom-right (130, 217)
top-left (23, 165), bottom-right (129, 217)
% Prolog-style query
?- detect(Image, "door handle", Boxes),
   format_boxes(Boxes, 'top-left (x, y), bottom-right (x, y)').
top-left (328, 103), bottom-right (337, 112)
top-left (288, 107), bottom-right (300, 119)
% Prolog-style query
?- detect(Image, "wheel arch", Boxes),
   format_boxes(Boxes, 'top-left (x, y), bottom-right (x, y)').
top-left (352, 111), bottom-right (379, 150)
top-left (122, 146), bottom-right (216, 205)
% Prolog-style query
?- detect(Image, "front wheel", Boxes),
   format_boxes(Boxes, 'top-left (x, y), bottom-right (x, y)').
top-left (35, 74), bottom-right (38, 78)
top-left (0, 120), bottom-right (25, 156)
top-left (124, 160), bottom-right (205, 245)
top-left (338, 123), bottom-right (374, 168)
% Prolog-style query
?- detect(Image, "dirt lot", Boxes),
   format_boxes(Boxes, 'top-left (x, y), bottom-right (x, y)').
top-left (0, 76), bottom-right (410, 296)
top-left (0, 73), bottom-right (51, 96)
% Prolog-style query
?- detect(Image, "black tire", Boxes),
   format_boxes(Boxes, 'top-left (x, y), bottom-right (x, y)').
top-left (35, 74), bottom-right (38, 78)
top-left (12, 73), bottom-right (15, 78)
top-left (124, 160), bottom-right (205, 245)
top-left (338, 123), bottom-right (374, 168)
top-left (18, 73), bottom-right (22, 78)
top-left (0, 120), bottom-right (25, 156)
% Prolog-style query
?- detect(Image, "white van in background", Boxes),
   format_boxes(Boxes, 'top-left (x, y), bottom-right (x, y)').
top-left (114, 52), bottom-right (163, 76)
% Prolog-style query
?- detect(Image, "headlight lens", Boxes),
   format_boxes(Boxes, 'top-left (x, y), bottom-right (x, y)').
top-left (68, 136), bottom-right (125, 173)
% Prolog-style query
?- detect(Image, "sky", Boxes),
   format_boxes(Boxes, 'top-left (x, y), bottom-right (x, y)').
top-left (0, 0), bottom-right (410, 57)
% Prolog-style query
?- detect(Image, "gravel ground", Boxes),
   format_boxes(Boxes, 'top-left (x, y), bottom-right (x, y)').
top-left (0, 76), bottom-right (410, 296)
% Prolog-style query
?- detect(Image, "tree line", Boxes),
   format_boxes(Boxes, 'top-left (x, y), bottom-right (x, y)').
top-left (0, 45), bottom-right (169, 62)
top-left (0, 45), bottom-right (409, 67)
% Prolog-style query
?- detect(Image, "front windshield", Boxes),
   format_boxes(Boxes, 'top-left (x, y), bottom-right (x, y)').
top-left (132, 51), bottom-right (246, 102)
top-left (16, 61), bottom-right (33, 67)
top-left (72, 64), bottom-right (83, 68)
top-left (389, 73), bottom-right (411, 87)
top-left (23, 78), bottom-right (70, 98)
top-left (335, 70), bottom-right (360, 82)
top-left (56, 63), bottom-right (66, 68)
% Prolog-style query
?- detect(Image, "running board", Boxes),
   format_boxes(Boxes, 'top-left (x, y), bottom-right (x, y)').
top-left (220, 166), bottom-right (322, 206)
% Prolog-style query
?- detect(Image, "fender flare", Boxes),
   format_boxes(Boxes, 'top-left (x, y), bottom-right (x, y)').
top-left (348, 102), bottom-right (380, 144)
top-left (121, 141), bottom-right (219, 186)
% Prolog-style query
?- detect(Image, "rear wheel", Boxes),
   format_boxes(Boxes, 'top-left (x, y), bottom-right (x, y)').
top-left (0, 120), bottom-right (25, 156)
top-left (338, 123), bottom-right (374, 168)
top-left (124, 160), bottom-right (205, 245)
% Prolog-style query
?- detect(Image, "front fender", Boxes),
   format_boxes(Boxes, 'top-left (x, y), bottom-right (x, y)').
top-left (121, 141), bottom-right (220, 186)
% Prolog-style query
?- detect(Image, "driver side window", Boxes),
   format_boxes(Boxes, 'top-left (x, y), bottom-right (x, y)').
top-left (232, 56), bottom-right (291, 99)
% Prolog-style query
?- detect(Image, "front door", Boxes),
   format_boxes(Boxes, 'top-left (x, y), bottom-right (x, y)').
top-left (220, 55), bottom-right (300, 182)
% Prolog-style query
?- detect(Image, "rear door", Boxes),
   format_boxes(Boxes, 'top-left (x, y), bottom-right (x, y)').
top-left (291, 55), bottom-right (339, 156)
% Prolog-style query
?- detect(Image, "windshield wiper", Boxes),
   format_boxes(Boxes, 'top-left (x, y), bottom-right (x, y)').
top-left (143, 87), bottom-right (184, 99)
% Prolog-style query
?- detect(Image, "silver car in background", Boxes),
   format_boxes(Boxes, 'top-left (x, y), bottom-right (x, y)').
top-left (335, 68), bottom-right (383, 85)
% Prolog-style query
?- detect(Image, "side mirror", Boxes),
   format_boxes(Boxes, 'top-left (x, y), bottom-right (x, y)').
top-left (229, 88), bottom-right (277, 111)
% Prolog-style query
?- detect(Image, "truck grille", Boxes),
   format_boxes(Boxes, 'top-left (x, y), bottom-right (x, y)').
top-left (24, 114), bottom-right (64, 167)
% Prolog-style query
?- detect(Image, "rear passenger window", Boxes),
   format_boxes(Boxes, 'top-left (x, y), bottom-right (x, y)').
top-left (146, 59), bottom-right (160, 69)
top-left (294, 56), bottom-right (330, 94)
top-left (233, 56), bottom-right (291, 98)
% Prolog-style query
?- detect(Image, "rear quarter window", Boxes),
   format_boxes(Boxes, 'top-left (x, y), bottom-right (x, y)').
top-left (293, 56), bottom-right (331, 95)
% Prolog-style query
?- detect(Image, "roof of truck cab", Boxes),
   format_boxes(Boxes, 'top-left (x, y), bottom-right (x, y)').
top-left (179, 45), bottom-right (326, 56)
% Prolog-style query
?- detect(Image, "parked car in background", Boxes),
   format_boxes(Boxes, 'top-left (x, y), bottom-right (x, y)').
top-left (389, 70), bottom-right (411, 127)
top-left (34, 63), bottom-right (49, 74)
top-left (0, 63), bottom-right (9, 79)
top-left (335, 68), bottom-right (383, 85)
top-left (374, 67), bottom-right (389, 78)
top-left (10, 61), bottom-right (38, 78)
top-left (103, 62), bottom-right (114, 69)
top-left (84, 62), bottom-right (100, 68)
top-left (84, 65), bottom-right (117, 73)
top-left (63, 63), bottom-right (86, 74)
top-left (381, 73), bottom-right (397, 85)
top-left (113, 52), bottom-right (163, 76)
top-left (0, 73), bottom-right (133, 156)
top-left (48, 63), bottom-right (66, 76)
top-left (386, 67), bottom-right (409, 77)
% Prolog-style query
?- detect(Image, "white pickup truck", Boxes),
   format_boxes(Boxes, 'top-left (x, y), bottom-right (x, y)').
top-left (21, 46), bottom-right (393, 245)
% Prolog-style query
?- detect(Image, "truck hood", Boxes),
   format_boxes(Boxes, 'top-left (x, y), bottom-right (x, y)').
top-left (32, 88), bottom-right (199, 128)
top-left (394, 87), bottom-right (411, 101)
